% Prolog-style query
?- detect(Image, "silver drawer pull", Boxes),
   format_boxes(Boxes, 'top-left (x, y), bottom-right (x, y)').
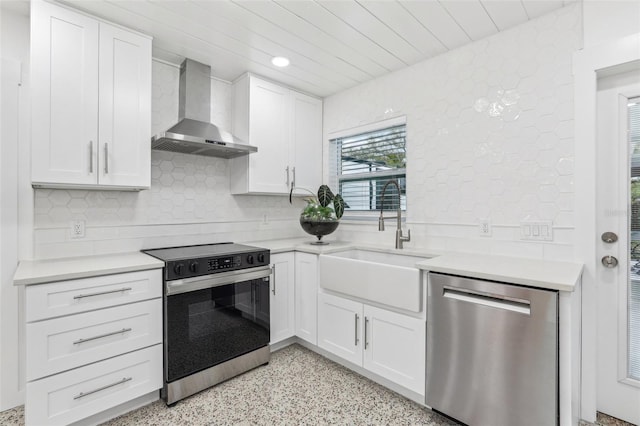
top-left (73, 377), bottom-right (132, 400)
top-left (73, 327), bottom-right (132, 345)
top-left (73, 287), bottom-right (132, 300)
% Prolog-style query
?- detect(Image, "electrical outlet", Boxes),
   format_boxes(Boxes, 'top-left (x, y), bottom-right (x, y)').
top-left (70, 220), bottom-right (85, 239)
top-left (478, 220), bottom-right (492, 237)
top-left (259, 214), bottom-right (271, 229)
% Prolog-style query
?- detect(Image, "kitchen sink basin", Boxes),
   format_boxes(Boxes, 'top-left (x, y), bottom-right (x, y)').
top-left (319, 248), bottom-right (429, 312)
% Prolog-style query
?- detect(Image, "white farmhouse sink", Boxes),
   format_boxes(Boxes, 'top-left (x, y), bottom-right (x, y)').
top-left (319, 249), bottom-right (428, 312)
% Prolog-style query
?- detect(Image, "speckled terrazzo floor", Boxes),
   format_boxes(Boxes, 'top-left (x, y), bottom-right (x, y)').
top-left (0, 344), bottom-right (636, 425)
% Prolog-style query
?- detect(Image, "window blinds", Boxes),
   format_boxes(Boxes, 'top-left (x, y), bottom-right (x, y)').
top-left (331, 124), bottom-right (406, 212)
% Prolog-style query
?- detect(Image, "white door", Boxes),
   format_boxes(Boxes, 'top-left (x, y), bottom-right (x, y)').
top-left (294, 252), bottom-right (318, 344)
top-left (317, 292), bottom-right (362, 366)
top-left (596, 68), bottom-right (640, 424)
top-left (30, 1), bottom-right (99, 186)
top-left (362, 304), bottom-right (425, 395)
top-left (291, 91), bottom-right (322, 190)
top-left (270, 253), bottom-right (295, 344)
top-left (98, 23), bottom-right (151, 188)
top-left (248, 77), bottom-right (290, 194)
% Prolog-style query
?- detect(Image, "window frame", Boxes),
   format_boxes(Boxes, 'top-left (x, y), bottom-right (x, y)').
top-left (328, 116), bottom-right (407, 219)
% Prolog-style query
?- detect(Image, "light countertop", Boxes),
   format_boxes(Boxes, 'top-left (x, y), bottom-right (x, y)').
top-left (14, 238), bottom-right (583, 292)
top-left (13, 252), bottom-right (165, 286)
top-left (416, 253), bottom-right (583, 292)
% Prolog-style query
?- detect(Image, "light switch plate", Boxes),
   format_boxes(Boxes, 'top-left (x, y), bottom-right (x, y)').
top-left (520, 221), bottom-right (553, 241)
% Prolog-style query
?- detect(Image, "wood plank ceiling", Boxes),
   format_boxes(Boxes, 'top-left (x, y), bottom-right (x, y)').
top-left (55, 1), bottom-right (573, 97)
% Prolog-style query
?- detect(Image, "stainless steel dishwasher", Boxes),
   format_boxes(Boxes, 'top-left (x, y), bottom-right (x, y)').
top-left (426, 272), bottom-right (558, 426)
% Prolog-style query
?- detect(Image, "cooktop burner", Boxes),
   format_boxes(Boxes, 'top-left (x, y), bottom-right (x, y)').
top-left (143, 242), bottom-right (270, 281)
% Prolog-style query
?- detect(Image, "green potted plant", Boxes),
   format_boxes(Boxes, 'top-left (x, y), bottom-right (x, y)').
top-left (290, 184), bottom-right (345, 244)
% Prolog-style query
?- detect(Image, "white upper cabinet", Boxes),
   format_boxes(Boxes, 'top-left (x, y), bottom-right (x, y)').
top-left (230, 73), bottom-right (323, 195)
top-left (97, 24), bottom-right (151, 188)
top-left (291, 91), bottom-right (323, 191)
top-left (31, 1), bottom-right (151, 190)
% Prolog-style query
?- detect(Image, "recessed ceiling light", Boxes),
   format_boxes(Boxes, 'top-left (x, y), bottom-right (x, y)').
top-left (271, 56), bottom-right (290, 67)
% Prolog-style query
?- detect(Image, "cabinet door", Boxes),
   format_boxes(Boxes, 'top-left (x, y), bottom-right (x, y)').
top-left (270, 253), bottom-right (295, 344)
top-left (363, 304), bottom-right (425, 395)
top-left (247, 77), bottom-right (291, 194)
top-left (294, 252), bottom-right (318, 344)
top-left (31, 1), bottom-right (99, 186)
top-left (291, 91), bottom-right (322, 190)
top-left (98, 23), bottom-right (151, 189)
top-left (317, 292), bottom-right (362, 366)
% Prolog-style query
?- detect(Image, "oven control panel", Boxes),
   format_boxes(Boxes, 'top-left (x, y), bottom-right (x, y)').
top-left (165, 250), bottom-right (270, 281)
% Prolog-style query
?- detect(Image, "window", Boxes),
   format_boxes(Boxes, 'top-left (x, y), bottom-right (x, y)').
top-left (330, 119), bottom-right (406, 213)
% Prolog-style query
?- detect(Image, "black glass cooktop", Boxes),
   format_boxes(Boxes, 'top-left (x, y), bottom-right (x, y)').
top-left (143, 242), bottom-right (265, 262)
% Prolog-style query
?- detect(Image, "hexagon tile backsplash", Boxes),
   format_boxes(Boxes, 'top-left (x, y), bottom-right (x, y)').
top-left (35, 4), bottom-right (580, 260)
top-left (323, 3), bottom-right (579, 261)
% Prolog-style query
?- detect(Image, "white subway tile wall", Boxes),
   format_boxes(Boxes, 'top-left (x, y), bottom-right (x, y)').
top-left (324, 4), bottom-right (580, 261)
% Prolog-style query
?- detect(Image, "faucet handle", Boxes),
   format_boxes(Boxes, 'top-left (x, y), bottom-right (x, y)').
top-left (402, 228), bottom-right (411, 242)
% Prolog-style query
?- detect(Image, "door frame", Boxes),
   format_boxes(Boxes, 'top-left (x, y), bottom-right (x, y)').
top-left (574, 33), bottom-right (640, 422)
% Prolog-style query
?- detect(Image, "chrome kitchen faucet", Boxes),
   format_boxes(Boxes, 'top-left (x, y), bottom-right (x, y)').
top-left (378, 179), bottom-right (410, 249)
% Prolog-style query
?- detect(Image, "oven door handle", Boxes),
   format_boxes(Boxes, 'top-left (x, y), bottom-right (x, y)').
top-left (166, 266), bottom-right (271, 296)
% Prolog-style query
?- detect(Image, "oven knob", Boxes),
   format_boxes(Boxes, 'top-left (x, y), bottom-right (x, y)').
top-left (189, 261), bottom-right (199, 273)
top-left (257, 253), bottom-right (265, 263)
top-left (174, 263), bottom-right (185, 276)
top-left (246, 254), bottom-right (254, 264)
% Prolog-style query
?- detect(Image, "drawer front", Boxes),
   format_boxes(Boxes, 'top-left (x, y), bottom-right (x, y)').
top-left (27, 299), bottom-right (162, 381)
top-left (25, 344), bottom-right (162, 426)
top-left (26, 269), bottom-right (162, 321)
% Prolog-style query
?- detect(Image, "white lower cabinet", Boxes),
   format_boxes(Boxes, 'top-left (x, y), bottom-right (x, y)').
top-left (295, 252), bottom-right (318, 345)
top-left (25, 269), bottom-right (163, 426)
top-left (270, 252), bottom-right (295, 344)
top-left (26, 345), bottom-right (162, 426)
top-left (318, 292), bottom-right (426, 395)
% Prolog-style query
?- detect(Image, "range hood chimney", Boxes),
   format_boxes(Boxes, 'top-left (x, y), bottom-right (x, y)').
top-left (151, 59), bottom-right (256, 159)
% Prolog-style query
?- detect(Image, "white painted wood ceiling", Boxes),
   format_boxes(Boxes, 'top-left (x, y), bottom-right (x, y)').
top-left (22, 0), bottom-right (575, 97)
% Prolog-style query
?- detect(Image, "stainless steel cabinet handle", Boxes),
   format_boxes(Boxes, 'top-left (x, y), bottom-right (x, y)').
top-left (443, 287), bottom-right (531, 315)
top-left (104, 143), bottom-right (109, 174)
top-left (271, 264), bottom-right (276, 295)
top-left (89, 141), bottom-right (94, 173)
top-left (364, 317), bottom-right (369, 350)
top-left (73, 327), bottom-right (132, 345)
top-left (73, 287), bottom-right (132, 300)
top-left (285, 166), bottom-right (290, 187)
top-left (292, 166), bottom-right (296, 189)
top-left (73, 377), bottom-right (132, 400)
top-left (354, 314), bottom-right (359, 346)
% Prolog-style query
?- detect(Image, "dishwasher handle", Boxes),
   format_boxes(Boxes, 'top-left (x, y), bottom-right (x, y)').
top-left (443, 286), bottom-right (531, 315)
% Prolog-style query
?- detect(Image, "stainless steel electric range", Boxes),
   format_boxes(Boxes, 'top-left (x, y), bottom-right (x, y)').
top-left (143, 242), bottom-right (271, 405)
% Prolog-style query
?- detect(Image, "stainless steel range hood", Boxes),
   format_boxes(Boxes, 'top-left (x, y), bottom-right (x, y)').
top-left (151, 59), bottom-right (256, 159)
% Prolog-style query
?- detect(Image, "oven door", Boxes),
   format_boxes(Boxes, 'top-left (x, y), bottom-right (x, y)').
top-left (164, 266), bottom-right (271, 383)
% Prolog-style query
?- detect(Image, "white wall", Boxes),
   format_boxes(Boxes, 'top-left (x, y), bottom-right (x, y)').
top-left (324, 4), bottom-right (581, 261)
top-left (583, 0), bottom-right (640, 48)
top-left (0, 6), bottom-right (30, 411)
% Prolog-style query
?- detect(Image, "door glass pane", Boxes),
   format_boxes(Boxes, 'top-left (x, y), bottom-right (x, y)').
top-left (629, 97), bottom-right (640, 381)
